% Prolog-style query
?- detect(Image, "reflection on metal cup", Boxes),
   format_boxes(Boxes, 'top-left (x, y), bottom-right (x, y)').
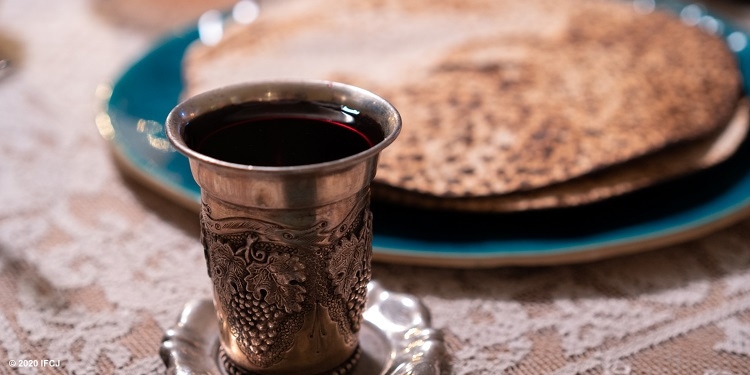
top-left (166, 81), bottom-right (401, 374)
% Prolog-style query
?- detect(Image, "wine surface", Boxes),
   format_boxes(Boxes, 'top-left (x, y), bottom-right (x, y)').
top-left (185, 101), bottom-right (383, 166)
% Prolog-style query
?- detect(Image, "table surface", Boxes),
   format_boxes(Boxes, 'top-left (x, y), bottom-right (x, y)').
top-left (2, 0), bottom-right (750, 374)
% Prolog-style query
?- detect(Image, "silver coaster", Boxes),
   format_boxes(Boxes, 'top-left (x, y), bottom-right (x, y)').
top-left (161, 281), bottom-right (446, 375)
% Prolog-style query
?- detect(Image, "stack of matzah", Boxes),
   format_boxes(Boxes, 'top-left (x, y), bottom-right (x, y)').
top-left (182, 0), bottom-right (745, 211)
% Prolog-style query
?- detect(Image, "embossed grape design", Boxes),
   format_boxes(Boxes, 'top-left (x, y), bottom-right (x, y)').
top-left (205, 230), bottom-right (306, 367)
top-left (230, 291), bottom-right (281, 356)
top-left (329, 210), bottom-right (372, 333)
top-left (201, 199), bottom-right (371, 372)
top-left (346, 266), bottom-right (370, 332)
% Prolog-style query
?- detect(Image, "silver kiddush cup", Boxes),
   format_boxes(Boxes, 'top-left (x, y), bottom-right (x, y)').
top-left (165, 81), bottom-right (400, 375)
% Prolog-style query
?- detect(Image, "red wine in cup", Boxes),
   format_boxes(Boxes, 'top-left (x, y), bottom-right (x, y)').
top-left (185, 101), bottom-right (384, 166)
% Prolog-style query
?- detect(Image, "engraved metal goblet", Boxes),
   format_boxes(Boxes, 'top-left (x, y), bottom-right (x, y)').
top-left (165, 81), bottom-right (401, 375)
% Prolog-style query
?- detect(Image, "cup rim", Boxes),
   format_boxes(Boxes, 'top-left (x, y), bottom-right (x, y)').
top-left (165, 79), bottom-right (402, 174)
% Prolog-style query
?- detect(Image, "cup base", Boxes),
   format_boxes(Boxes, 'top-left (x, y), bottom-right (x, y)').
top-left (219, 346), bottom-right (362, 375)
top-left (161, 281), bottom-right (445, 375)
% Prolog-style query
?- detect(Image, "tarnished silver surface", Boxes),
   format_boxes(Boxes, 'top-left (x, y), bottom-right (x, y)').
top-left (198, 191), bottom-right (373, 373)
top-left (161, 281), bottom-right (445, 375)
top-left (165, 80), bottom-right (401, 374)
top-left (363, 282), bottom-right (446, 375)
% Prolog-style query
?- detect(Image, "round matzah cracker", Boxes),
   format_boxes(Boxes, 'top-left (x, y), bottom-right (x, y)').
top-left (181, 0), bottom-right (742, 201)
top-left (372, 99), bottom-right (749, 212)
top-left (368, 4), bottom-right (741, 197)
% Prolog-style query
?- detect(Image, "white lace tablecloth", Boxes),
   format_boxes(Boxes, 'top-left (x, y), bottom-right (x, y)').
top-left (2, 0), bottom-right (750, 374)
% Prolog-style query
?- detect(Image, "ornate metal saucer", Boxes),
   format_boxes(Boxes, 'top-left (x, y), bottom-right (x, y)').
top-left (160, 281), bottom-right (446, 375)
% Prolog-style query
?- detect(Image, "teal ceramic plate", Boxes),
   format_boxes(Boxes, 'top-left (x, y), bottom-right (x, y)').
top-left (98, 1), bottom-right (750, 267)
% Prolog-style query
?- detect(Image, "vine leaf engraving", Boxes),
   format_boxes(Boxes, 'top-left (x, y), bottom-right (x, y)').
top-left (330, 235), bottom-right (367, 301)
top-left (246, 253), bottom-right (307, 313)
top-left (209, 240), bottom-right (246, 297)
top-left (327, 209), bottom-right (373, 335)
